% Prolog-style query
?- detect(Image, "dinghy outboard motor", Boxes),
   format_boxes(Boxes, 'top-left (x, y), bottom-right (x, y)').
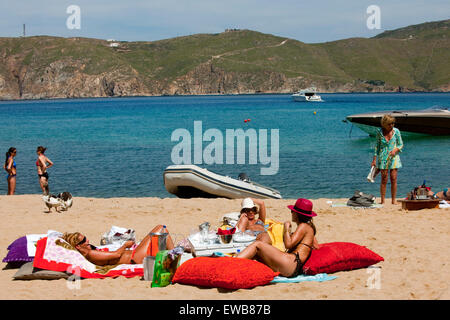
top-left (238, 173), bottom-right (250, 182)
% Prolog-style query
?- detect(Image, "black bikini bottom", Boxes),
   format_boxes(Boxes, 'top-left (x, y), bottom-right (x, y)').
top-left (289, 252), bottom-right (304, 278)
top-left (38, 172), bottom-right (49, 180)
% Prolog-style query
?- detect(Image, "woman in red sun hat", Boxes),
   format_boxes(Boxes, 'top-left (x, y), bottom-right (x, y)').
top-left (236, 198), bottom-right (319, 277)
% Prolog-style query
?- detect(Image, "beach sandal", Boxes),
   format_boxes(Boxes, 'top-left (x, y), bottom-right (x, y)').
top-left (347, 190), bottom-right (376, 207)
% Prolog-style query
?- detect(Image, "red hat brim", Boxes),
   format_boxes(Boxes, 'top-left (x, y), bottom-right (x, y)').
top-left (287, 205), bottom-right (317, 217)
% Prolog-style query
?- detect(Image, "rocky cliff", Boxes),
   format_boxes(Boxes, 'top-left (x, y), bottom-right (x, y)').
top-left (0, 20), bottom-right (449, 100)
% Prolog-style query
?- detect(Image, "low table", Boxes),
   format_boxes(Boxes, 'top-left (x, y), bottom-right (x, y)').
top-left (398, 199), bottom-right (440, 210)
top-left (188, 235), bottom-right (254, 257)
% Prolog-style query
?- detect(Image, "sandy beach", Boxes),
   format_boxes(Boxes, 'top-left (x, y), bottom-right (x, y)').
top-left (0, 194), bottom-right (448, 300)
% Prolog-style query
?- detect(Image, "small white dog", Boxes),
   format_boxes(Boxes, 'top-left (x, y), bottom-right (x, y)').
top-left (42, 192), bottom-right (73, 213)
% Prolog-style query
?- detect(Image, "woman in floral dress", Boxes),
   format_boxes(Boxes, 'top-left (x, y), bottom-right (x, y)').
top-left (371, 114), bottom-right (404, 204)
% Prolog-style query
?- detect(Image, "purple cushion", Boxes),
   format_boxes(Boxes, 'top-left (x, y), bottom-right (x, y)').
top-left (2, 236), bottom-right (34, 263)
top-left (7, 236), bottom-right (26, 250)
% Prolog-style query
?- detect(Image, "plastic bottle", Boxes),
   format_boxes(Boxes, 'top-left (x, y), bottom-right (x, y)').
top-left (161, 225), bottom-right (169, 250)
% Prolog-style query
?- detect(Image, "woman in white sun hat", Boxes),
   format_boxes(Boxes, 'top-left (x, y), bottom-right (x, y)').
top-left (235, 198), bottom-right (272, 244)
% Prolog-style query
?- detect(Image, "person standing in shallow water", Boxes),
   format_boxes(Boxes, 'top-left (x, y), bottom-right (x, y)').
top-left (36, 146), bottom-right (53, 195)
top-left (371, 115), bottom-right (404, 204)
top-left (4, 147), bottom-right (17, 195)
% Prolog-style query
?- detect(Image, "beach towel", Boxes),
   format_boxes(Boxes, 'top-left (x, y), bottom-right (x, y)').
top-left (265, 218), bottom-right (285, 251)
top-left (33, 235), bottom-right (143, 279)
top-left (26, 230), bottom-right (62, 257)
top-left (331, 203), bottom-right (383, 209)
top-left (271, 273), bottom-right (337, 283)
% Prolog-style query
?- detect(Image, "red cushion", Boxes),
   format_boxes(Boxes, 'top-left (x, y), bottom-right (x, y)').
top-left (303, 242), bottom-right (384, 275)
top-left (172, 257), bottom-right (279, 289)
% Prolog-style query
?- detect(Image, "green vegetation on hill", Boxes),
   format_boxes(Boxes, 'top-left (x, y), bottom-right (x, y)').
top-left (0, 19), bottom-right (449, 99)
top-left (374, 19), bottom-right (450, 40)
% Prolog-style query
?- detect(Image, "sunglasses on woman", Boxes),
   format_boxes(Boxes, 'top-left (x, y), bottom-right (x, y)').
top-left (77, 236), bottom-right (87, 246)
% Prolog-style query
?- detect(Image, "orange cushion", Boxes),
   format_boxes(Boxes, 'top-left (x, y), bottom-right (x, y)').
top-left (172, 257), bottom-right (279, 289)
top-left (303, 242), bottom-right (384, 275)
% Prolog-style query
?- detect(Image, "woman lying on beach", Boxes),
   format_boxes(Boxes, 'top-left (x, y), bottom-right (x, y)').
top-left (4, 147), bottom-right (17, 195)
top-left (235, 198), bottom-right (272, 244)
top-left (236, 198), bottom-right (320, 277)
top-left (62, 225), bottom-right (174, 266)
top-left (36, 146), bottom-right (53, 195)
top-left (428, 188), bottom-right (450, 200)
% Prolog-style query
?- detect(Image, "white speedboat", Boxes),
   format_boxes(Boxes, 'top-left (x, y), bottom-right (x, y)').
top-left (346, 107), bottom-right (450, 136)
top-left (163, 165), bottom-right (282, 199)
top-left (292, 87), bottom-right (323, 102)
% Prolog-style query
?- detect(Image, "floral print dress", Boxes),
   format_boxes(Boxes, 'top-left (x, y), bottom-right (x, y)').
top-left (374, 127), bottom-right (403, 169)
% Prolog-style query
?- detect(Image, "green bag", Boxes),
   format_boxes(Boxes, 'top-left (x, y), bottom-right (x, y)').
top-left (151, 250), bottom-right (181, 288)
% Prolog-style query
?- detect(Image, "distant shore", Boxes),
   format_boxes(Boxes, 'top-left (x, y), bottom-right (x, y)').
top-left (1, 91), bottom-right (449, 103)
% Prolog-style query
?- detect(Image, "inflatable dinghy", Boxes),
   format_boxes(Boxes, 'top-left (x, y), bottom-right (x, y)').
top-left (163, 165), bottom-right (282, 199)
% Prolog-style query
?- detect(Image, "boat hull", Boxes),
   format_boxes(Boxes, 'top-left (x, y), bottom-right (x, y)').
top-left (292, 95), bottom-right (307, 102)
top-left (163, 165), bottom-right (282, 199)
top-left (292, 94), bottom-right (323, 102)
top-left (346, 109), bottom-right (450, 136)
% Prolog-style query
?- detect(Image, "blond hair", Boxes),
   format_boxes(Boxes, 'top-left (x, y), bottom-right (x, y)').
top-left (381, 114), bottom-right (395, 128)
top-left (61, 232), bottom-right (82, 248)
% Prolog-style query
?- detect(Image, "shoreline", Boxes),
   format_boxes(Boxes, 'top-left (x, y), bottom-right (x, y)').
top-left (0, 193), bottom-right (409, 204)
top-left (1, 91), bottom-right (449, 103)
top-left (1, 195), bottom-right (448, 300)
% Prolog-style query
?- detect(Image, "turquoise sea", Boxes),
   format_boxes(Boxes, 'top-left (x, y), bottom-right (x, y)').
top-left (0, 93), bottom-right (449, 199)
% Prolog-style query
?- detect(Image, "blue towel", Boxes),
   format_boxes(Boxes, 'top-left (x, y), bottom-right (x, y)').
top-left (211, 253), bottom-right (338, 283)
top-left (271, 273), bottom-right (337, 283)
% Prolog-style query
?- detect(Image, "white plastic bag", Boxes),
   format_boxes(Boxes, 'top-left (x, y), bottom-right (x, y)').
top-left (100, 226), bottom-right (136, 246)
top-left (367, 166), bottom-right (378, 183)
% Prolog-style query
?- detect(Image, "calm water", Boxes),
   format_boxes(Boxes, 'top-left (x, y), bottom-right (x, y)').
top-left (0, 93), bottom-right (449, 199)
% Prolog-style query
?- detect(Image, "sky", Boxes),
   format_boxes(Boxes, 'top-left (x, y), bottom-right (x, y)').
top-left (0, 0), bottom-right (449, 43)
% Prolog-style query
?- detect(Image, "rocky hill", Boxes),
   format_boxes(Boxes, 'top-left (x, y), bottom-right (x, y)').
top-left (0, 19), bottom-right (449, 100)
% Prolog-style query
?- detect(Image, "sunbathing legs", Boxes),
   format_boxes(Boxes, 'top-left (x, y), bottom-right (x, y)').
top-left (236, 240), bottom-right (297, 277)
top-left (131, 225), bottom-right (174, 264)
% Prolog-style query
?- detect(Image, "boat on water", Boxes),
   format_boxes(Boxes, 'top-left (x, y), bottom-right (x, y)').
top-left (346, 107), bottom-right (450, 136)
top-left (163, 165), bottom-right (282, 199)
top-left (292, 87), bottom-right (323, 102)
